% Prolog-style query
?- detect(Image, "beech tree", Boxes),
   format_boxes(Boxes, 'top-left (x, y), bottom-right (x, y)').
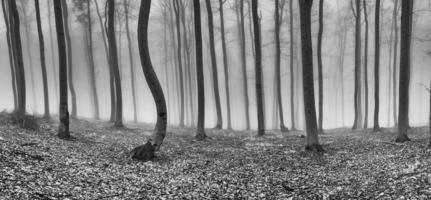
top-left (373, 0), bottom-right (381, 132)
top-left (35, 0), bottom-right (49, 118)
top-left (219, 0), bottom-right (232, 130)
top-left (317, 0), bottom-right (324, 133)
top-left (352, 0), bottom-right (363, 130)
top-left (363, 0), bottom-right (369, 128)
top-left (289, 0), bottom-right (296, 130)
top-left (172, 0), bottom-right (185, 127)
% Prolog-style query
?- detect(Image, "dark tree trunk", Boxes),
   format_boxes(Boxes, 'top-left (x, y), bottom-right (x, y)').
top-left (173, 0), bottom-right (185, 127)
top-left (35, 0), bottom-right (50, 118)
top-left (8, 0), bottom-right (26, 114)
top-left (219, 0), bottom-right (232, 130)
top-left (1, 0), bottom-right (17, 110)
top-left (193, 0), bottom-right (207, 140)
top-left (352, 0), bottom-right (362, 130)
top-left (205, 0), bottom-right (223, 129)
top-left (373, 0), bottom-right (381, 132)
top-left (392, 0), bottom-right (399, 127)
top-left (363, 0), bottom-right (369, 129)
top-left (124, 0), bottom-right (137, 123)
top-left (94, 0), bottom-right (116, 122)
top-left (47, 1), bottom-right (59, 108)
top-left (86, 0), bottom-right (99, 120)
top-left (274, 0), bottom-right (288, 132)
top-left (317, 0), bottom-right (324, 133)
top-left (252, 0), bottom-right (265, 136)
top-left (107, 0), bottom-right (123, 127)
top-left (238, 0), bottom-right (250, 130)
top-left (428, 84), bottom-right (431, 148)
top-left (289, 0), bottom-right (296, 130)
top-left (396, 0), bottom-right (412, 143)
top-left (130, 0), bottom-right (168, 161)
top-left (53, 0), bottom-right (70, 139)
top-left (298, 0), bottom-right (323, 152)
top-left (60, 0), bottom-right (77, 119)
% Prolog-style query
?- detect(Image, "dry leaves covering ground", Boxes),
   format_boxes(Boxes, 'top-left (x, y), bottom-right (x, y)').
top-left (0, 116), bottom-right (431, 199)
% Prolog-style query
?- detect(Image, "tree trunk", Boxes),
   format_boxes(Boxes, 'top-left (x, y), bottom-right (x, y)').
top-left (219, 0), bottom-right (232, 130)
top-left (428, 83), bottom-right (431, 148)
top-left (130, 0), bottom-right (168, 161)
top-left (168, 3), bottom-right (180, 125)
top-left (387, 8), bottom-right (394, 127)
top-left (205, 0), bottom-right (223, 129)
top-left (53, 0), bottom-right (70, 139)
top-left (238, 0), bottom-right (250, 130)
top-left (363, 0), bottom-right (369, 129)
top-left (298, 0), bottom-right (323, 152)
top-left (289, 0), bottom-right (296, 130)
top-left (274, 0), bottom-right (288, 132)
top-left (396, 0), bottom-right (412, 143)
top-left (124, 0), bottom-right (137, 123)
top-left (173, 0), bottom-right (185, 127)
top-left (193, 0), bottom-right (207, 140)
top-left (35, 0), bottom-right (50, 118)
top-left (352, 0), bottom-right (362, 130)
top-left (1, 0), bottom-right (17, 110)
top-left (107, 0), bottom-right (123, 127)
top-left (252, 0), bottom-right (265, 136)
top-left (47, 1), bottom-right (59, 109)
top-left (317, 0), bottom-right (324, 133)
top-left (373, 0), bottom-right (381, 132)
top-left (8, 0), bottom-right (26, 114)
top-left (94, 0), bottom-right (116, 122)
top-left (86, 0), bottom-right (100, 120)
top-left (392, 0), bottom-right (399, 127)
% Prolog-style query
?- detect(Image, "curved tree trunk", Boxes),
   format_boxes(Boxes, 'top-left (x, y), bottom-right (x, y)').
top-left (53, 0), bottom-right (70, 139)
top-left (35, 0), bottom-right (50, 118)
top-left (193, 0), bottom-right (207, 140)
top-left (205, 0), bottom-right (223, 129)
top-left (219, 0), bottom-right (232, 130)
top-left (130, 0), bottom-right (167, 161)
top-left (396, 0), bottom-right (412, 143)
top-left (298, 0), bottom-right (323, 152)
top-left (124, 0), bottom-right (137, 123)
top-left (373, 0), bottom-right (381, 132)
top-left (87, 0), bottom-right (100, 120)
top-left (363, 0), bottom-right (369, 129)
top-left (317, 0), bottom-right (324, 133)
top-left (107, 0), bottom-right (123, 127)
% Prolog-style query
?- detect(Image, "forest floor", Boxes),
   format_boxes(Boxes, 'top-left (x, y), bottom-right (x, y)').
top-left (0, 115), bottom-right (431, 199)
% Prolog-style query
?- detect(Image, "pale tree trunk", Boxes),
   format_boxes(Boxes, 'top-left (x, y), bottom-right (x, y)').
top-left (237, 0), bottom-right (250, 130)
top-left (392, 0), bottom-right (399, 127)
top-left (298, 0), bottom-right (323, 152)
top-left (373, 0), bottom-right (381, 132)
top-left (173, 0), bottom-right (185, 127)
top-left (47, 1), bottom-right (58, 109)
top-left (124, 0), bottom-right (137, 123)
top-left (387, 8), bottom-right (394, 127)
top-left (87, 0), bottom-right (99, 120)
top-left (130, 0), bottom-right (167, 161)
top-left (317, 0), bottom-right (324, 133)
top-left (219, 0), bottom-right (232, 130)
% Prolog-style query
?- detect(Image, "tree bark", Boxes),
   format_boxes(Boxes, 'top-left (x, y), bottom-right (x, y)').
top-left (317, 0), bottom-right (324, 133)
top-left (53, 0), bottom-right (70, 139)
top-left (298, 0), bottom-right (323, 152)
top-left (130, 0), bottom-right (168, 161)
top-left (238, 0), bottom-right (250, 130)
top-left (86, 0), bottom-right (100, 120)
top-left (219, 0), bottom-right (232, 130)
top-left (193, 0), bottom-right (207, 140)
top-left (392, 0), bottom-right (399, 127)
top-left (173, 0), bottom-right (185, 127)
top-left (47, 1), bottom-right (59, 109)
top-left (35, 0), bottom-right (50, 118)
top-left (289, 0), bottom-right (296, 130)
top-left (396, 0), bottom-right (412, 143)
top-left (363, 0), bottom-right (369, 129)
top-left (373, 0), bottom-right (381, 132)
top-left (352, 0), bottom-right (362, 130)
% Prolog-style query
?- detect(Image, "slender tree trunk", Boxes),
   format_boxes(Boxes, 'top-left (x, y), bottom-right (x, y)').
top-left (162, 6), bottom-right (170, 125)
top-left (60, 0), bottom-right (77, 119)
top-left (363, 0), bottom-right (369, 128)
top-left (252, 0), bottom-right (265, 136)
top-left (1, 0), bottom-right (17, 110)
top-left (428, 83), bottom-right (431, 148)
top-left (54, 0), bottom-right (70, 139)
top-left (392, 0), bottom-right (399, 127)
top-left (94, 0), bottom-right (116, 122)
top-left (219, 0), bottom-right (232, 130)
top-left (205, 0), bottom-right (223, 129)
top-left (168, 4), bottom-right (180, 125)
top-left (35, 0), bottom-right (50, 118)
top-left (298, 0), bottom-right (323, 152)
top-left (130, 0), bottom-right (167, 161)
top-left (107, 0), bottom-right (123, 127)
top-left (373, 0), bottom-right (381, 132)
top-left (338, 22), bottom-right (347, 127)
top-left (124, 0), bottom-right (137, 122)
top-left (47, 1), bottom-right (58, 109)
top-left (173, 0), bottom-right (185, 127)
top-left (238, 0), bottom-right (250, 130)
top-left (317, 0), bottom-right (324, 133)
top-left (396, 0), bottom-right (412, 143)
top-left (193, 0), bottom-right (207, 140)
top-left (352, 0), bottom-right (362, 130)
top-left (8, 0), bottom-right (26, 114)
top-left (289, 0), bottom-right (296, 130)
top-left (387, 10), bottom-right (394, 127)
top-left (86, 0), bottom-right (100, 120)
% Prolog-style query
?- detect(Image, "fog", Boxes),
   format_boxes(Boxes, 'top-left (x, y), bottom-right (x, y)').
top-left (0, 0), bottom-right (430, 131)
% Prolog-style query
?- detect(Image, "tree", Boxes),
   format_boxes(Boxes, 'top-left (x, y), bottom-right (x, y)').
top-left (193, 0), bottom-right (207, 140)
top-left (373, 0), bottom-right (381, 132)
top-left (363, 0), bottom-right (369, 128)
top-left (274, 0), bottom-right (288, 132)
top-left (54, 0), bottom-right (70, 139)
top-left (352, 0), bottom-right (362, 130)
top-left (130, 0), bottom-right (168, 161)
top-left (35, 0), bottom-right (49, 118)
top-left (317, 0), bottom-right (324, 133)
top-left (428, 83), bottom-right (431, 148)
top-left (61, 0), bottom-right (78, 119)
top-left (237, 0), bottom-right (250, 130)
top-left (172, 0), bottom-right (185, 127)
top-left (219, 0), bottom-right (232, 130)
top-left (124, 0), bottom-right (138, 123)
top-left (205, 0), bottom-right (222, 129)
top-left (392, 0), bottom-right (400, 127)
top-left (396, 0), bottom-right (413, 143)
top-left (47, 1), bottom-right (59, 107)
top-left (107, 0), bottom-right (123, 127)
top-left (289, 0), bottom-right (296, 130)
top-left (298, 0), bottom-right (323, 152)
